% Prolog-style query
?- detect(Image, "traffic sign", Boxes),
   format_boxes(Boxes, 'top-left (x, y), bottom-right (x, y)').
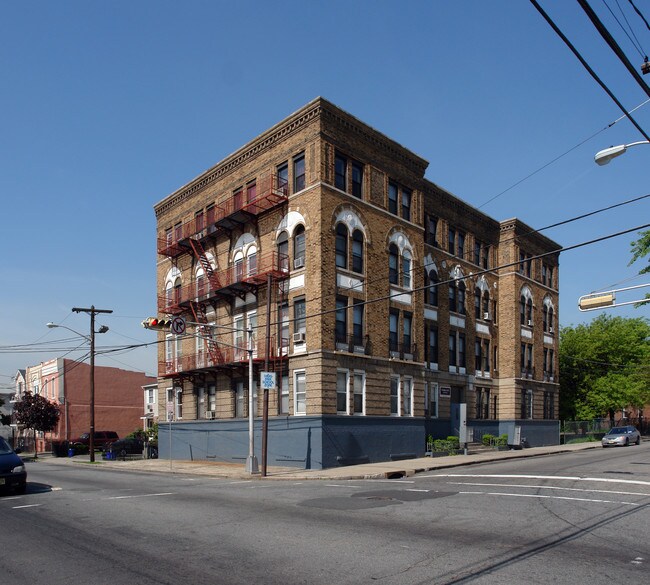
top-left (260, 371), bottom-right (276, 390)
top-left (170, 316), bottom-right (186, 335)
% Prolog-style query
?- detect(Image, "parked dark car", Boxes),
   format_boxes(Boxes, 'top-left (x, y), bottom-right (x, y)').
top-left (601, 425), bottom-right (641, 447)
top-left (104, 437), bottom-right (144, 458)
top-left (71, 431), bottom-right (119, 450)
top-left (0, 436), bottom-right (27, 495)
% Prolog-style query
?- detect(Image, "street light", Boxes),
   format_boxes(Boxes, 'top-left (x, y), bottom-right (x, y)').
top-left (47, 305), bottom-right (112, 462)
top-left (594, 140), bottom-right (650, 165)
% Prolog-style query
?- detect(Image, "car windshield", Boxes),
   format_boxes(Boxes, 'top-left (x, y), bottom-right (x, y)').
top-left (0, 437), bottom-right (14, 454)
top-left (608, 428), bottom-right (626, 435)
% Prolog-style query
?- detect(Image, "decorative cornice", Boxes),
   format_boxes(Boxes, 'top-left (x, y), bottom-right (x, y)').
top-left (155, 99), bottom-right (324, 218)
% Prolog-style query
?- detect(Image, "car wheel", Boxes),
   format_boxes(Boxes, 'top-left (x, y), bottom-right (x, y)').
top-left (624, 438), bottom-right (629, 446)
top-left (635, 436), bottom-right (641, 445)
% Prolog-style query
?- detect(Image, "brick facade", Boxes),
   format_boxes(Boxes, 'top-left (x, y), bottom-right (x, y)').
top-left (152, 98), bottom-right (560, 468)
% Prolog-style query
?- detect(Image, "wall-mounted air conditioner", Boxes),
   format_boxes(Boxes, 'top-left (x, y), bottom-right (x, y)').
top-left (205, 411), bottom-right (216, 420)
top-left (293, 332), bottom-right (306, 344)
top-left (294, 257), bottom-right (305, 269)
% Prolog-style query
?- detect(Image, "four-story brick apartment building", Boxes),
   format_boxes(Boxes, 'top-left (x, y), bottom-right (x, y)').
top-left (153, 98), bottom-right (560, 469)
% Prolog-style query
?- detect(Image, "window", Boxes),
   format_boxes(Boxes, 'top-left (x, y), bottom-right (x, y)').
top-left (294, 370), bottom-right (306, 415)
top-left (352, 300), bottom-right (364, 345)
top-left (521, 343), bottom-right (533, 375)
top-left (427, 269), bottom-right (439, 306)
top-left (449, 282), bottom-right (457, 313)
top-left (425, 215), bottom-right (438, 247)
top-left (233, 187), bottom-right (243, 211)
top-left (208, 384), bottom-right (216, 414)
top-left (351, 162), bottom-right (363, 198)
top-left (335, 153), bottom-right (347, 191)
top-left (280, 374), bottom-right (289, 414)
top-left (474, 240), bottom-right (490, 268)
top-left (543, 391), bottom-right (555, 419)
top-left (448, 227), bottom-right (456, 254)
top-left (457, 281), bottom-right (466, 315)
top-left (294, 225), bottom-right (305, 269)
top-left (519, 250), bottom-right (532, 277)
top-left (401, 188), bottom-right (411, 221)
top-left (389, 244), bottom-right (399, 284)
top-left (457, 232), bottom-right (465, 259)
top-left (352, 230), bottom-right (364, 273)
top-left (403, 312), bottom-right (412, 352)
top-left (458, 333), bottom-right (466, 368)
top-left (294, 298), bottom-right (306, 335)
top-left (175, 388), bottom-right (183, 419)
top-left (353, 371), bottom-right (365, 415)
top-left (520, 290), bottom-right (533, 325)
top-left (521, 389), bottom-right (533, 419)
top-left (389, 309), bottom-right (399, 352)
top-left (402, 252), bottom-right (412, 289)
top-left (335, 297), bottom-right (347, 343)
top-left (476, 388), bottom-right (490, 419)
top-left (279, 302), bottom-right (289, 353)
top-left (402, 377), bottom-right (413, 416)
top-left (235, 381), bottom-right (245, 418)
top-left (277, 162), bottom-right (289, 192)
top-left (335, 224), bottom-right (348, 269)
top-left (475, 340), bottom-right (482, 372)
top-left (388, 181), bottom-right (398, 215)
top-left (277, 231), bottom-right (289, 271)
top-left (246, 180), bottom-right (256, 204)
top-left (294, 154), bottom-right (305, 192)
top-left (390, 376), bottom-right (399, 416)
top-left (426, 382), bottom-right (439, 418)
top-left (483, 339), bottom-right (490, 372)
top-left (426, 324), bottom-right (438, 365)
top-left (449, 333), bottom-right (457, 367)
top-left (337, 370), bottom-right (348, 414)
top-left (544, 348), bottom-right (554, 378)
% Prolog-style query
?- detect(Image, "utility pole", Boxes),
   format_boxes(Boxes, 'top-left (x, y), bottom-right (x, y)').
top-left (72, 306), bottom-right (112, 462)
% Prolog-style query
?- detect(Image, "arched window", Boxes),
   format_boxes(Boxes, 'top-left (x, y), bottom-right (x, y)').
top-left (543, 297), bottom-right (555, 332)
top-left (294, 225), bottom-right (305, 269)
top-left (277, 231), bottom-right (289, 271)
top-left (246, 245), bottom-right (257, 277)
top-left (335, 224), bottom-right (348, 269)
top-left (389, 244), bottom-right (399, 284)
top-left (352, 229), bottom-right (364, 273)
top-left (482, 290), bottom-right (490, 316)
top-left (520, 287), bottom-right (534, 325)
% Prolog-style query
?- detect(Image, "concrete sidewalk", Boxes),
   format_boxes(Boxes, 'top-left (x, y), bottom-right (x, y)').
top-left (33, 442), bottom-right (601, 481)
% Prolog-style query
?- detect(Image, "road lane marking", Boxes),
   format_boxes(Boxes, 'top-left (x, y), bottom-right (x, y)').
top-left (12, 504), bottom-right (43, 509)
top-left (104, 492), bottom-right (175, 500)
top-left (447, 482), bottom-right (650, 497)
top-left (458, 491), bottom-right (639, 506)
top-left (326, 484), bottom-right (363, 488)
top-left (426, 474), bottom-right (650, 487)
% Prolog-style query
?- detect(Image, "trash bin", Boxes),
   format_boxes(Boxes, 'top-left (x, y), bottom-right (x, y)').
top-left (67, 448), bottom-right (75, 457)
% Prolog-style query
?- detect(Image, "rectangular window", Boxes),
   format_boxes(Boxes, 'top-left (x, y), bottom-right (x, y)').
top-left (457, 232), bottom-right (465, 259)
top-left (474, 241), bottom-right (481, 266)
top-left (175, 388), bottom-right (183, 419)
top-left (483, 339), bottom-right (490, 371)
top-left (233, 187), bottom-right (243, 212)
top-left (403, 312), bottom-right (412, 352)
top-left (401, 188), bottom-right (411, 221)
top-left (353, 371), bottom-right (365, 415)
top-left (335, 297), bottom-right (347, 343)
top-left (390, 376), bottom-right (399, 415)
top-left (449, 333), bottom-right (457, 367)
top-left (351, 161), bottom-right (363, 198)
top-left (427, 325), bottom-right (438, 364)
top-left (246, 180), bottom-right (257, 203)
top-left (402, 377), bottom-right (413, 416)
top-left (352, 300), bottom-right (364, 345)
top-left (389, 310), bottom-right (399, 352)
top-left (388, 181), bottom-right (398, 215)
top-left (277, 162), bottom-right (289, 191)
top-left (458, 333), bottom-right (466, 368)
top-left (236, 381), bottom-right (245, 418)
top-left (280, 374), bottom-right (289, 414)
top-left (426, 215), bottom-right (438, 247)
top-left (293, 154), bottom-right (305, 192)
top-left (335, 153), bottom-right (347, 191)
top-left (475, 340), bottom-right (482, 372)
top-left (294, 298), bottom-right (306, 334)
top-left (543, 391), bottom-right (555, 419)
top-left (521, 389), bottom-right (533, 419)
top-left (427, 382), bottom-right (439, 418)
top-left (337, 370), bottom-right (348, 414)
top-left (448, 228), bottom-right (456, 254)
top-left (279, 303), bottom-right (289, 353)
top-left (294, 370), bottom-right (306, 415)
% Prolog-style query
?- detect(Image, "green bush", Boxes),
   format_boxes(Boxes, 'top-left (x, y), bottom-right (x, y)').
top-left (496, 434), bottom-right (508, 447)
top-left (482, 434), bottom-right (495, 446)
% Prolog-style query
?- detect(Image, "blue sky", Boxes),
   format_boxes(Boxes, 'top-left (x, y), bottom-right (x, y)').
top-left (1, 0), bottom-right (649, 385)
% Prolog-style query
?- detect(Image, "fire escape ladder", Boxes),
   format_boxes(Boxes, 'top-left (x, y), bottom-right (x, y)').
top-left (188, 238), bottom-right (221, 290)
top-left (189, 301), bottom-right (223, 365)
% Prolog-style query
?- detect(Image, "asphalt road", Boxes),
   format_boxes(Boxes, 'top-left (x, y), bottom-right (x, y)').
top-left (2, 443), bottom-right (648, 585)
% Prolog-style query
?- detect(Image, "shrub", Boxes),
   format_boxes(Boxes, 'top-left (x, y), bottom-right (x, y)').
top-left (482, 434), bottom-right (495, 447)
top-left (496, 434), bottom-right (508, 447)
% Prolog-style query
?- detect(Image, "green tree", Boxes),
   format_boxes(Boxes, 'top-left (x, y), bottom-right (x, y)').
top-left (13, 391), bottom-right (60, 459)
top-left (629, 229), bottom-right (650, 306)
top-left (559, 315), bottom-right (650, 421)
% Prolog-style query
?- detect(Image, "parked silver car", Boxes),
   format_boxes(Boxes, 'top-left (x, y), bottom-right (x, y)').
top-left (601, 426), bottom-right (641, 447)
